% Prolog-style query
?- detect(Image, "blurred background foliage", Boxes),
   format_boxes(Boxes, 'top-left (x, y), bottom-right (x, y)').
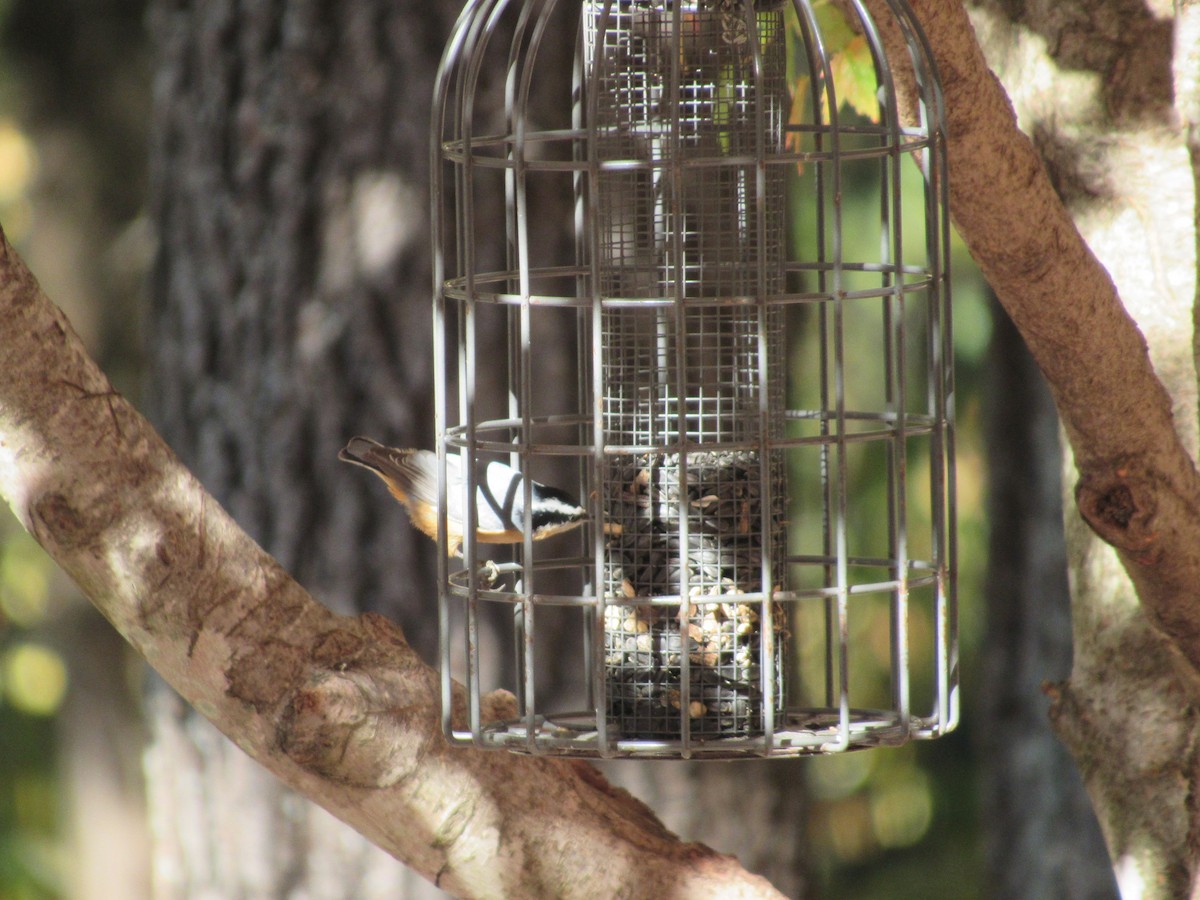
top-left (785, 3), bottom-right (990, 893)
top-left (0, 0), bottom-right (152, 897)
top-left (0, 0), bottom-right (991, 897)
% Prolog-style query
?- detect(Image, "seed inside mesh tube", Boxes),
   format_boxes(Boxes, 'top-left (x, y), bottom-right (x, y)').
top-left (603, 451), bottom-right (787, 739)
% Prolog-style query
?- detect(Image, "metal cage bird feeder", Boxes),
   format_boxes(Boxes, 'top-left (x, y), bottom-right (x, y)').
top-left (432, 0), bottom-right (957, 758)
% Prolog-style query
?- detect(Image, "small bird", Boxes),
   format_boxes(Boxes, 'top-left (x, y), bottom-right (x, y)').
top-left (339, 436), bottom-right (587, 556)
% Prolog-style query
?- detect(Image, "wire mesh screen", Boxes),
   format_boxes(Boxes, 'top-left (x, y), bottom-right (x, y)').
top-left (588, 2), bottom-right (789, 739)
top-left (430, 0), bottom-right (958, 758)
top-left (587, 3), bottom-right (788, 299)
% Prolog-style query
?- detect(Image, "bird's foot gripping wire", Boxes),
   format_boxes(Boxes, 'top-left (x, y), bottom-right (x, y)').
top-left (477, 559), bottom-right (501, 587)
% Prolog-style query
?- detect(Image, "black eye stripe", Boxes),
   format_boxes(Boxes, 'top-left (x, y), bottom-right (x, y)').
top-left (476, 464), bottom-right (584, 533)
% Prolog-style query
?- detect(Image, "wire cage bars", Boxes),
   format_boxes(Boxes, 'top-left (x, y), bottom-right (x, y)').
top-left (432, 0), bottom-right (957, 759)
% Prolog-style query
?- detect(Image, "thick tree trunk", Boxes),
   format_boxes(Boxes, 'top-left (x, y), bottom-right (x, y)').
top-left (144, 1), bottom-right (455, 894)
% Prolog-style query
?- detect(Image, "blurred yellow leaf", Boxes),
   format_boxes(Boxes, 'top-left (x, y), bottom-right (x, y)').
top-left (870, 772), bottom-right (934, 848)
top-left (1, 552), bottom-right (49, 628)
top-left (4, 642), bottom-right (68, 716)
top-left (829, 35), bottom-right (879, 123)
top-left (811, 0), bottom-right (859, 51)
top-left (808, 747), bottom-right (876, 800)
top-left (786, 35), bottom-right (879, 174)
top-left (785, 74), bottom-right (812, 173)
top-left (0, 119), bottom-right (36, 204)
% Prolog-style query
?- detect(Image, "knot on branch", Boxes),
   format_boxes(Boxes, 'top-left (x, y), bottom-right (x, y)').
top-left (228, 639), bottom-right (306, 712)
top-left (32, 491), bottom-right (89, 548)
top-left (1075, 463), bottom-right (1161, 563)
top-left (278, 617), bottom-right (439, 789)
top-left (280, 667), bottom-right (437, 788)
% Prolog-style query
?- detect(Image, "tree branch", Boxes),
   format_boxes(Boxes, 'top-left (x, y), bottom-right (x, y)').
top-left (876, 0), bottom-right (1200, 678)
top-left (1177, 0), bottom-right (1200, 442)
top-left (0, 228), bottom-right (783, 899)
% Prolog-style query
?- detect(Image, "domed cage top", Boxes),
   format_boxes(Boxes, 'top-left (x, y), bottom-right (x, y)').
top-left (431, 0), bottom-right (957, 759)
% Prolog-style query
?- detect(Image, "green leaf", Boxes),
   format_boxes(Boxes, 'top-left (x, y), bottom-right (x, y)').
top-left (810, 0), bottom-right (859, 54)
top-left (829, 35), bottom-right (879, 123)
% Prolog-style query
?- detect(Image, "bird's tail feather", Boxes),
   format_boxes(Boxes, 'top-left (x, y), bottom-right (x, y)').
top-left (338, 436), bottom-right (427, 503)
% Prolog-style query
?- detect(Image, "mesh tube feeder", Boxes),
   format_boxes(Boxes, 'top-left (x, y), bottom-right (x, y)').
top-left (432, 0), bottom-right (957, 758)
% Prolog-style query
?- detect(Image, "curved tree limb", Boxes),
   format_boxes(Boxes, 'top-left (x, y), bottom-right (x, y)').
top-left (871, 2), bottom-right (1200, 891)
top-left (876, 0), bottom-right (1200, 678)
top-left (1178, 0), bottom-right (1200, 442)
top-left (0, 228), bottom-right (782, 899)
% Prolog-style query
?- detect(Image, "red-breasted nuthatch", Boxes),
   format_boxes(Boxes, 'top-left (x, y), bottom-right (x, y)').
top-left (339, 436), bottom-right (587, 556)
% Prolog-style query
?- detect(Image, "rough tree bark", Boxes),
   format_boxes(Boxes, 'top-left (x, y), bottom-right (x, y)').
top-left (143, 2), bottom-right (456, 893)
